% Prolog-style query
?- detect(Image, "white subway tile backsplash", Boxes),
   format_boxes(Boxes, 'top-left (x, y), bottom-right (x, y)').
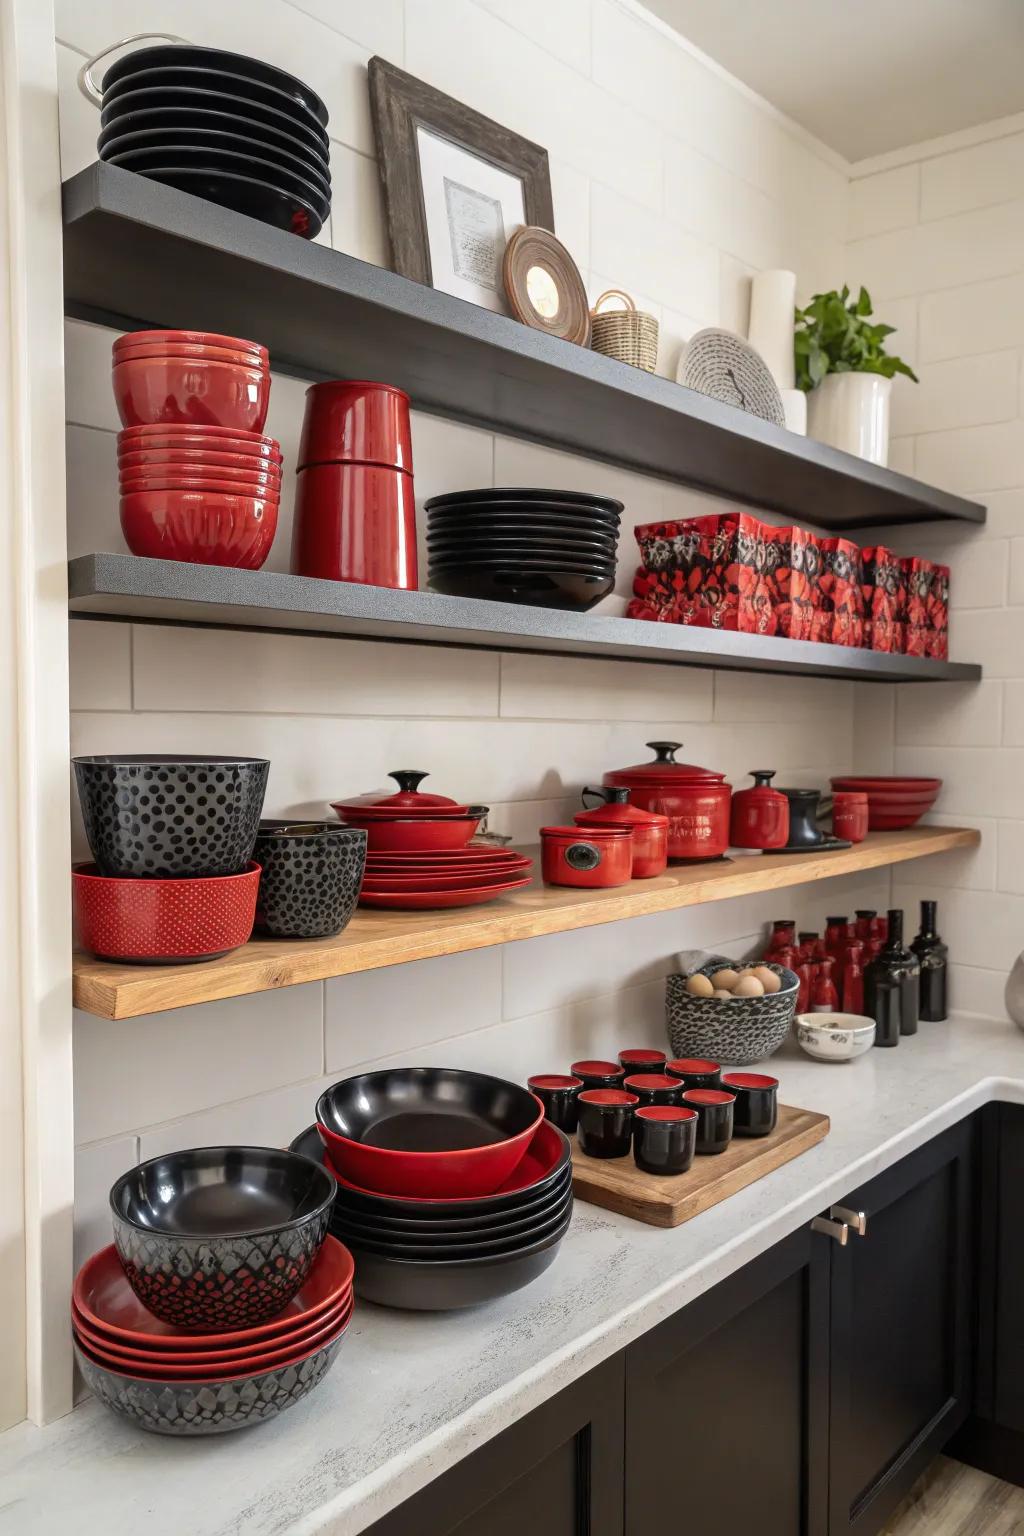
top-left (997, 819), bottom-right (1024, 895)
top-left (328, 143), bottom-right (388, 268)
top-left (74, 1137), bottom-right (138, 1274)
top-left (474, 0), bottom-right (591, 71)
top-left (282, 0), bottom-right (403, 58)
top-left (139, 1074), bottom-right (331, 1160)
top-left (64, 320), bottom-right (120, 432)
top-left (325, 950), bottom-right (502, 1072)
top-left (914, 421), bottom-right (1024, 497)
top-left (848, 166), bottom-right (920, 240)
top-left (72, 984), bottom-right (324, 1143)
top-left (68, 621), bottom-right (131, 712)
top-left (499, 653), bottom-right (713, 722)
top-left (946, 963), bottom-right (1008, 1021)
top-left (893, 813), bottom-right (997, 891)
top-left (919, 273), bottom-right (1024, 363)
top-left (852, 684), bottom-right (896, 774)
top-left (847, 198), bottom-right (1024, 301)
top-left (590, 183), bottom-right (719, 322)
top-left (948, 609), bottom-right (1024, 678)
top-left (920, 132), bottom-right (1024, 223)
top-left (714, 673), bottom-right (852, 726)
top-left (889, 881), bottom-right (1024, 972)
top-left (1009, 541), bottom-right (1024, 606)
top-left (896, 680), bottom-right (1002, 748)
top-left (892, 745), bottom-right (1024, 818)
top-left (889, 353), bottom-right (1019, 438)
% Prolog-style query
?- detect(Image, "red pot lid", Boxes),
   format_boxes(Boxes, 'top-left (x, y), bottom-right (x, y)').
top-left (604, 741), bottom-right (726, 786)
top-left (333, 770), bottom-right (470, 814)
top-left (574, 787), bottom-right (669, 828)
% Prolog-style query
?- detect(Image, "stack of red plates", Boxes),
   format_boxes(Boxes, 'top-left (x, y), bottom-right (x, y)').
top-left (72, 1238), bottom-right (354, 1436)
top-left (830, 775), bottom-right (942, 830)
top-left (360, 847), bottom-right (534, 909)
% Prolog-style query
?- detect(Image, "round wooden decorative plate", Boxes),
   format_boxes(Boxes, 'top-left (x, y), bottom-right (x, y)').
top-left (502, 226), bottom-right (591, 346)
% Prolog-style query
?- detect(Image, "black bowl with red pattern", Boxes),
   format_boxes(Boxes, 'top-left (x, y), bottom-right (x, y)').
top-left (109, 1146), bottom-right (335, 1332)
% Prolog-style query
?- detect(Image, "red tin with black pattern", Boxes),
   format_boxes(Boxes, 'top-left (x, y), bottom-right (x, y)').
top-left (72, 861), bottom-right (260, 962)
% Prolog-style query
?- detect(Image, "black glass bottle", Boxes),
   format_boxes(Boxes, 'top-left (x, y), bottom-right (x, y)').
top-left (911, 899), bottom-right (948, 1022)
top-left (865, 908), bottom-right (921, 1046)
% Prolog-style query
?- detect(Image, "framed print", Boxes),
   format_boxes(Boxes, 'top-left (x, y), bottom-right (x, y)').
top-left (368, 57), bottom-right (554, 313)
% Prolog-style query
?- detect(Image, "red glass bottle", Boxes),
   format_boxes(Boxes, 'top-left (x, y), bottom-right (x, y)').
top-left (796, 957), bottom-right (814, 1012)
top-left (765, 919), bottom-right (796, 960)
top-left (855, 909), bottom-right (876, 943)
top-left (774, 945), bottom-right (799, 971)
top-left (824, 915), bottom-right (849, 968)
top-left (798, 931), bottom-right (819, 963)
top-left (871, 913), bottom-right (889, 944)
top-left (811, 957), bottom-right (839, 1012)
top-left (843, 941), bottom-right (865, 1015)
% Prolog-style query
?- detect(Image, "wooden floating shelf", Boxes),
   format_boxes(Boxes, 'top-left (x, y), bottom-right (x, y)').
top-left (62, 163), bottom-right (986, 533)
top-left (73, 826), bottom-right (979, 1020)
top-left (68, 554), bottom-right (982, 683)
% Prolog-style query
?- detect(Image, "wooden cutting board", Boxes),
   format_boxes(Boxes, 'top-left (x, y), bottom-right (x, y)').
top-left (570, 1103), bottom-right (829, 1228)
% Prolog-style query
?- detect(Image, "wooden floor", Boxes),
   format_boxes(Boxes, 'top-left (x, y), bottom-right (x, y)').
top-left (882, 1458), bottom-right (1024, 1534)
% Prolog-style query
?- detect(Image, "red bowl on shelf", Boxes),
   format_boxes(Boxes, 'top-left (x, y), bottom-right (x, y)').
top-left (119, 470), bottom-right (282, 496)
top-left (292, 462), bottom-right (417, 589)
top-left (114, 341), bottom-right (270, 368)
top-left (120, 488), bottom-right (278, 568)
top-left (114, 329), bottom-right (268, 362)
top-left (118, 422), bottom-right (280, 453)
top-left (72, 1292), bottom-right (351, 1367)
top-left (118, 448), bottom-right (283, 482)
top-left (830, 775), bottom-right (941, 830)
top-left (72, 861), bottom-right (260, 963)
top-left (336, 814), bottom-right (483, 852)
top-left (297, 380), bottom-right (413, 472)
top-left (112, 355), bottom-right (271, 432)
top-left (316, 1068), bottom-right (544, 1198)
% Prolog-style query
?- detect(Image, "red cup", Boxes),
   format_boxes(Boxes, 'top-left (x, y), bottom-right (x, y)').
top-left (112, 355), bottom-right (271, 432)
top-left (292, 463), bottom-right (417, 589)
top-left (540, 825), bottom-right (634, 888)
top-left (833, 792), bottom-right (869, 843)
top-left (119, 488), bottom-right (278, 568)
top-left (72, 862), bottom-right (260, 962)
top-left (297, 380), bottom-right (413, 472)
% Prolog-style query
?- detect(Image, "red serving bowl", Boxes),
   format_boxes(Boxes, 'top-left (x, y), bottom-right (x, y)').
top-left (831, 775), bottom-right (941, 830)
top-left (114, 342), bottom-right (270, 367)
top-left (75, 1237), bottom-right (353, 1349)
top-left (112, 355), bottom-right (271, 432)
top-left (337, 814), bottom-right (482, 852)
top-left (72, 861), bottom-right (260, 962)
top-left (119, 469), bottom-right (282, 495)
top-left (114, 329), bottom-right (268, 361)
top-left (297, 380), bottom-right (413, 472)
top-left (316, 1069), bottom-right (544, 1198)
top-left (120, 488), bottom-right (278, 568)
top-left (831, 777), bottom-right (942, 791)
top-left (119, 422), bottom-right (279, 452)
top-left (118, 448), bottom-right (283, 481)
top-left (118, 438), bottom-right (283, 465)
top-left (324, 1117), bottom-right (567, 1206)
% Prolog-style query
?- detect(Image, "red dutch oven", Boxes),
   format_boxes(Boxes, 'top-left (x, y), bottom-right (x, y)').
top-left (573, 787), bottom-right (669, 877)
top-left (603, 742), bottom-right (732, 860)
top-left (728, 770), bottom-right (789, 850)
top-left (540, 825), bottom-right (633, 888)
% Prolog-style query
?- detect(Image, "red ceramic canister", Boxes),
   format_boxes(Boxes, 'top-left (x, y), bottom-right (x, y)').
top-left (573, 787), bottom-right (669, 878)
top-left (540, 825), bottom-right (633, 888)
top-left (603, 742), bottom-right (731, 860)
top-left (728, 770), bottom-right (789, 850)
top-left (297, 381), bottom-right (413, 473)
top-left (833, 791), bottom-right (869, 843)
top-left (291, 462), bottom-right (418, 588)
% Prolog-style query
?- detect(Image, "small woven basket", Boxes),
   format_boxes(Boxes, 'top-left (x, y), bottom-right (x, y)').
top-left (589, 289), bottom-right (659, 372)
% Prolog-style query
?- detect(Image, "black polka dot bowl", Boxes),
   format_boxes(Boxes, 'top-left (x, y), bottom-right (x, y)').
top-left (110, 1146), bottom-right (336, 1331)
top-left (665, 957), bottom-right (799, 1065)
top-left (253, 821), bottom-right (367, 939)
top-left (72, 1328), bottom-right (346, 1436)
top-left (73, 754), bottom-right (270, 878)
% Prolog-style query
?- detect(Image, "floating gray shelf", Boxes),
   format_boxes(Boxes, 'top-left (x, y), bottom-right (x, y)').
top-left (68, 554), bottom-right (982, 683)
top-left (62, 163), bottom-right (985, 534)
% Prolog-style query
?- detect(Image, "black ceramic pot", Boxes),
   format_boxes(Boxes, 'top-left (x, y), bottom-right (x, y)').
top-left (527, 1074), bottom-right (584, 1132)
top-left (576, 1089), bottom-right (638, 1158)
top-left (74, 754), bottom-right (270, 878)
top-left (633, 1105), bottom-right (697, 1175)
top-left (682, 1089), bottom-right (735, 1155)
top-left (721, 1072), bottom-right (778, 1138)
top-left (253, 821), bottom-right (366, 938)
top-left (777, 788), bottom-right (827, 849)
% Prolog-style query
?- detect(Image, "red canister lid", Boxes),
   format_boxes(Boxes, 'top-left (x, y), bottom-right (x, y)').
top-left (604, 741), bottom-right (726, 786)
top-left (297, 380), bottom-right (413, 473)
top-left (540, 825), bottom-right (633, 838)
top-left (333, 771), bottom-right (471, 817)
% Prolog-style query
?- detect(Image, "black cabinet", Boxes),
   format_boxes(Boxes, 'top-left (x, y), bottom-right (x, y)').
top-left (827, 1119), bottom-right (975, 1534)
top-left (624, 1226), bottom-right (830, 1536)
top-left (363, 1354), bottom-right (624, 1536)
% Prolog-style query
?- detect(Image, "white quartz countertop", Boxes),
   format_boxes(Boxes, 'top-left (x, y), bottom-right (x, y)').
top-left (4, 1014), bottom-right (1023, 1536)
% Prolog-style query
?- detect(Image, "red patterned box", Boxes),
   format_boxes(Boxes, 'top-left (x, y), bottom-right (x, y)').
top-left (861, 545), bottom-right (905, 652)
top-left (902, 556), bottom-right (936, 657)
top-left (928, 563), bottom-right (950, 659)
top-left (629, 513), bottom-right (778, 633)
top-left (816, 537), bottom-right (864, 647)
top-left (766, 525), bottom-right (817, 641)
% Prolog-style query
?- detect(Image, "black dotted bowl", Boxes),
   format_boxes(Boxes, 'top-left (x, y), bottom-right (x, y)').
top-left (74, 755), bottom-right (270, 878)
top-left (253, 822), bottom-right (367, 939)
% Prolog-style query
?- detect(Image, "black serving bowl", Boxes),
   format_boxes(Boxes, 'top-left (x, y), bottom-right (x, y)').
top-left (428, 563), bottom-right (615, 612)
top-left (109, 1146), bottom-right (335, 1331)
top-left (348, 1206), bottom-right (572, 1310)
top-left (330, 1181), bottom-right (573, 1253)
top-left (253, 821), bottom-right (366, 938)
top-left (74, 754), bottom-right (270, 878)
top-left (101, 45), bottom-right (330, 129)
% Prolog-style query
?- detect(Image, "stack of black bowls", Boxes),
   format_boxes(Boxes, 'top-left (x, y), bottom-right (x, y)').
top-left (424, 487), bottom-right (623, 611)
top-left (94, 44), bottom-right (331, 239)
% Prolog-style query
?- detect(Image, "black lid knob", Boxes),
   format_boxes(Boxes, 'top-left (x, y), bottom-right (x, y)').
top-left (646, 741), bottom-right (681, 762)
top-left (750, 770), bottom-right (776, 786)
top-left (388, 770), bottom-right (430, 794)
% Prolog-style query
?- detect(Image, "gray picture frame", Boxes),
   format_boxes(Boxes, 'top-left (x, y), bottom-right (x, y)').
top-left (368, 57), bottom-right (554, 288)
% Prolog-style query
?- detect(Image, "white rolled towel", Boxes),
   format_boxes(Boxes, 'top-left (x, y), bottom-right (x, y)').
top-left (748, 269), bottom-right (797, 391)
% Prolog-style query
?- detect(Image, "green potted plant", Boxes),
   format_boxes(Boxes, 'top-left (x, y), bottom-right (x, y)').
top-left (794, 285), bottom-right (917, 466)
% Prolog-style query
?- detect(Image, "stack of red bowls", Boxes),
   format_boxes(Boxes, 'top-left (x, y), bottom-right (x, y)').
top-left (72, 1146), bottom-right (352, 1436)
top-left (294, 1067), bottom-right (571, 1310)
top-left (291, 380), bottom-right (417, 589)
top-left (112, 330), bottom-right (281, 569)
top-left (331, 769), bottom-right (533, 907)
top-left (830, 775), bottom-right (942, 830)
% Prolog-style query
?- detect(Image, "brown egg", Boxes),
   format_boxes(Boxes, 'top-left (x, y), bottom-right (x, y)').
top-left (712, 988), bottom-right (735, 1000)
top-left (733, 974), bottom-right (765, 997)
top-left (711, 967), bottom-right (740, 991)
top-left (686, 972), bottom-right (715, 997)
top-left (752, 966), bottom-right (782, 993)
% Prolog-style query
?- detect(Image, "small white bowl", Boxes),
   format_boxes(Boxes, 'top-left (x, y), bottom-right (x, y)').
top-left (795, 1012), bottom-right (876, 1062)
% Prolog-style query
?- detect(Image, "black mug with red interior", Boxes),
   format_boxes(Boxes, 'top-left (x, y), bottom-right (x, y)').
top-left (665, 1057), bottom-right (722, 1092)
top-left (633, 1105), bottom-right (697, 1176)
top-left (527, 1074), bottom-right (584, 1133)
top-left (571, 1059), bottom-right (624, 1091)
top-left (577, 1089), bottom-right (638, 1158)
top-left (721, 1072), bottom-right (778, 1138)
top-left (682, 1088), bottom-right (735, 1154)
top-left (622, 1073), bottom-right (683, 1107)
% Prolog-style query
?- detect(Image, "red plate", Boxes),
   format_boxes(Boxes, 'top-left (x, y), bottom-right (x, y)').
top-left (358, 876), bottom-right (532, 909)
top-left (831, 777), bottom-right (941, 791)
top-left (364, 850), bottom-right (526, 865)
top-left (364, 857), bottom-right (530, 871)
top-left (72, 1291), bottom-right (351, 1366)
top-left (361, 868), bottom-right (533, 891)
top-left (73, 1295), bottom-right (353, 1377)
top-left (327, 1117), bottom-right (566, 1204)
top-left (73, 1235), bottom-right (354, 1349)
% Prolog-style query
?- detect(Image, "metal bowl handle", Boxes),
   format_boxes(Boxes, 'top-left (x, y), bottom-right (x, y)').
top-left (77, 32), bottom-right (190, 108)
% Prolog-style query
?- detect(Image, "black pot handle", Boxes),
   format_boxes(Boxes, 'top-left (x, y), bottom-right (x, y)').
top-left (646, 741), bottom-right (682, 763)
top-left (388, 770), bottom-right (430, 795)
top-left (581, 785), bottom-right (629, 808)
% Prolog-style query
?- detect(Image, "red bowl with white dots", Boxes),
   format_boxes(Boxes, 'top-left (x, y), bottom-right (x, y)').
top-left (72, 861), bottom-right (260, 963)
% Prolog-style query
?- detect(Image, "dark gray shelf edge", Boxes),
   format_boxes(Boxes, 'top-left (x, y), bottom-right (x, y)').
top-left (67, 555), bottom-right (982, 684)
top-left (62, 164), bottom-right (986, 534)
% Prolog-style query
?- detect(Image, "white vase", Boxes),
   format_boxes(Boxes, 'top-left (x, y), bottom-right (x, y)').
top-left (807, 373), bottom-right (891, 466)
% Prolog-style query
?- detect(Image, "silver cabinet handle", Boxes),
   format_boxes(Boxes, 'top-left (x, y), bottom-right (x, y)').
top-left (811, 1215), bottom-right (849, 1245)
top-left (830, 1205), bottom-right (868, 1236)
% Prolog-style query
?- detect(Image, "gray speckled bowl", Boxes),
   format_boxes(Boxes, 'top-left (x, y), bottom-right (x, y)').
top-left (666, 959), bottom-right (799, 1064)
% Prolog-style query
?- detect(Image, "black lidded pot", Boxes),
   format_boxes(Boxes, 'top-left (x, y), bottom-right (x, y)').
top-left (865, 908), bottom-right (921, 1045)
top-left (911, 899), bottom-right (949, 1022)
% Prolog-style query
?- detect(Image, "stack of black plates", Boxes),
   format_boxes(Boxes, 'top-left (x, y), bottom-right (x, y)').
top-left (290, 1121), bottom-right (573, 1310)
top-left (95, 45), bottom-right (330, 239)
top-left (424, 487), bottom-right (623, 611)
